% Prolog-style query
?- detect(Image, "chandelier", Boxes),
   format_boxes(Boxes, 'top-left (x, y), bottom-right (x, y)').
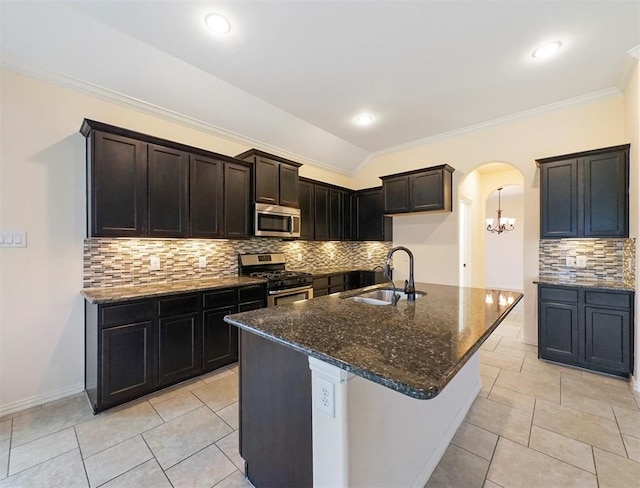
top-left (486, 187), bottom-right (516, 234)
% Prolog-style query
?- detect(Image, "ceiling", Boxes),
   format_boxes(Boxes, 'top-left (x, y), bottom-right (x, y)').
top-left (1, 1), bottom-right (639, 174)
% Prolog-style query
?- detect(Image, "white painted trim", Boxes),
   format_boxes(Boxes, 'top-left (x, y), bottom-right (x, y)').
top-left (0, 383), bottom-right (85, 417)
top-left (361, 87), bottom-right (624, 165)
top-left (628, 45), bottom-right (640, 60)
top-left (410, 381), bottom-right (481, 488)
top-left (0, 55), bottom-right (353, 177)
top-left (631, 373), bottom-right (640, 393)
top-left (308, 356), bottom-right (351, 382)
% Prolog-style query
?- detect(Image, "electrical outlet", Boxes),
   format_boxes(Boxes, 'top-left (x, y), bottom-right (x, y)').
top-left (367, 251), bottom-right (373, 260)
top-left (576, 256), bottom-right (587, 268)
top-left (150, 256), bottom-right (161, 271)
top-left (297, 253), bottom-right (303, 262)
top-left (198, 256), bottom-right (207, 268)
top-left (0, 231), bottom-right (27, 248)
top-left (565, 257), bottom-right (576, 267)
top-left (329, 251), bottom-right (335, 260)
top-left (316, 377), bottom-right (335, 417)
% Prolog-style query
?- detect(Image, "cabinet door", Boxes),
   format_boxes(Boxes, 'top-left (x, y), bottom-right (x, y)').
top-left (342, 192), bottom-right (355, 240)
top-left (357, 188), bottom-right (384, 241)
top-left (383, 175), bottom-right (409, 213)
top-left (410, 170), bottom-right (443, 212)
top-left (538, 302), bottom-right (579, 364)
top-left (158, 312), bottom-right (201, 385)
top-left (299, 181), bottom-right (315, 239)
top-left (203, 305), bottom-right (238, 372)
top-left (329, 189), bottom-right (343, 240)
top-left (190, 154), bottom-right (224, 238)
top-left (91, 131), bottom-right (148, 236)
top-left (101, 321), bottom-right (154, 407)
top-left (583, 150), bottom-right (628, 237)
top-left (255, 157), bottom-right (279, 204)
top-left (148, 144), bottom-right (189, 237)
top-left (279, 164), bottom-right (299, 207)
top-left (224, 162), bottom-right (252, 238)
top-left (314, 185), bottom-right (330, 241)
top-left (540, 159), bottom-right (579, 238)
top-left (584, 307), bottom-right (630, 375)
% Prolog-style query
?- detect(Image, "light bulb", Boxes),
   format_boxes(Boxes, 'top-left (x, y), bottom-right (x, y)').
top-left (205, 14), bottom-right (231, 34)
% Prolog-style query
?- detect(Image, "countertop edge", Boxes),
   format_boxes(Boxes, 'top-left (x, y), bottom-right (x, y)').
top-left (225, 286), bottom-right (524, 400)
top-left (534, 278), bottom-right (634, 292)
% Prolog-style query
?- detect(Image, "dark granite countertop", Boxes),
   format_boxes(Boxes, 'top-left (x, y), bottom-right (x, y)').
top-left (225, 282), bottom-right (523, 400)
top-left (534, 277), bottom-right (634, 292)
top-left (290, 265), bottom-right (386, 277)
top-left (81, 276), bottom-right (267, 304)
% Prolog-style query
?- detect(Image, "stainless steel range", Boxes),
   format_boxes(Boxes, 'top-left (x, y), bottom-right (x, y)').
top-left (238, 253), bottom-right (313, 307)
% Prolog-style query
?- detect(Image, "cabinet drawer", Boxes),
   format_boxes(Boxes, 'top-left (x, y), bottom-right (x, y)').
top-left (100, 300), bottom-right (153, 327)
top-left (239, 285), bottom-right (265, 303)
top-left (158, 294), bottom-right (198, 317)
top-left (329, 285), bottom-right (345, 294)
top-left (585, 291), bottom-right (631, 309)
top-left (329, 274), bottom-right (345, 286)
top-left (539, 287), bottom-right (578, 303)
top-left (313, 277), bottom-right (329, 289)
top-left (203, 289), bottom-right (237, 309)
top-left (239, 300), bottom-right (264, 312)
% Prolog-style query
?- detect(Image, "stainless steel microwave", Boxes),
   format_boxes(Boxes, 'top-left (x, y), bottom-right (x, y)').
top-left (254, 203), bottom-right (301, 238)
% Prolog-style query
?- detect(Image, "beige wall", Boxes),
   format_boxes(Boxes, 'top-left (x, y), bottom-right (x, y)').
top-left (0, 68), bottom-right (349, 414)
top-left (1, 60), bottom-right (637, 412)
top-left (625, 61), bottom-right (640, 385)
top-left (354, 95), bottom-right (629, 346)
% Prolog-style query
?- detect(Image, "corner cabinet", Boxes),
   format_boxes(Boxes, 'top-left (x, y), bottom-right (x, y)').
top-left (81, 119), bottom-right (253, 239)
top-left (381, 165), bottom-right (455, 215)
top-left (85, 284), bottom-right (266, 412)
top-left (537, 144), bottom-right (629, 238)
top-left (537, 284), bottom-right (634, 377)
top-left (236, 149), bottom-right (301, 208)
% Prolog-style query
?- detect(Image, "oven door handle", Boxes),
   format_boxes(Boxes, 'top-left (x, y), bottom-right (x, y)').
top-left (268, 285), bottom-right (313, 296)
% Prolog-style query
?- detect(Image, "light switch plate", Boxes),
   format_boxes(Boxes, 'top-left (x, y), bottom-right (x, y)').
top-left (576, 256), bottom-right (587, 268)
top-left (150, 256), bottom-right (161, 271)
top-left (0, 231), bottom-right (27, 248)
top-left (198, 256), bottom-right (207, 268)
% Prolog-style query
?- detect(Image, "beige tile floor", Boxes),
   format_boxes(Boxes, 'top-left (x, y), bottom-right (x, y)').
top-left (0, 302), bottom-right (639, 487)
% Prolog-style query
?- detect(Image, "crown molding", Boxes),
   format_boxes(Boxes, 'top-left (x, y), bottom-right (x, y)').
top-left (357, 87), bottom-right (624, 170)
top-left (0, 55), bottom-right (352, 176)
top-left (629, 45), bottom-right (640, 60)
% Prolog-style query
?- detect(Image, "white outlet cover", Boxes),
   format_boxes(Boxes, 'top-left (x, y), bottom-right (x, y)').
top-left (316, 376), bottom-right (335, 418)
top-left (198, 256), bottom-right (207, 268)
top-left (565, 257), bottom-right (576, 267)
top-left (576, 256), bottom-right (587, 268)
top-left (150, 256), bottom-right (160, 271)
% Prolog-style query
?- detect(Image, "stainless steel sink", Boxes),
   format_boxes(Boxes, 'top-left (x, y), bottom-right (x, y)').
top-left (347, 288), bottom-right (426, 306)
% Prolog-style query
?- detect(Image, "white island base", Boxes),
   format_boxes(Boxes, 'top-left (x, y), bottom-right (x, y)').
top-left (309, 352), bottom-right (481, 488)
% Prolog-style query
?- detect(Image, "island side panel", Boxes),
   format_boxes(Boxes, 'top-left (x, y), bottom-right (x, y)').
top-left (239, 329), bottom-right (313, 487)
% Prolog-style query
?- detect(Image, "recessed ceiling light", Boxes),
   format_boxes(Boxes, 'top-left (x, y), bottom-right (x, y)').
top-left (205, 13), bottom-right (231, 34)
top-left (532, 41), bottom-right (562, 59)
top-left (355, 113), bottom-right (374, 126)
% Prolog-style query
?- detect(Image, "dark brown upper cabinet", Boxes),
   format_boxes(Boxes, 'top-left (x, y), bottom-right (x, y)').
top-left (537, 144), bottom-right (629, 238)
top-left (236, 149), bottom-right (301, 208)
top-left (356, 187), bottom-right (393, 242)
top-left (298, 180), bottom-right (315, 240)
top-left (147, 144), bottom-right (189, 237)
top-left (381, 164), bottom-right (455, 215)
top-left (81, 119), bottom-right (253, 239)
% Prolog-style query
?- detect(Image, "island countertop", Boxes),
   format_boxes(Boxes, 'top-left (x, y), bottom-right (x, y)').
top-left (225, 282), bottom-right (522, 399)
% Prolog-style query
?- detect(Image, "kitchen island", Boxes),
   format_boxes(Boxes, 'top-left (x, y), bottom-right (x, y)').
top-left (225, 281), bottom-right (522, 488)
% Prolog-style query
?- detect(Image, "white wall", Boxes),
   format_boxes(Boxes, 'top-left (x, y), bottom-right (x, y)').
top-left (485, 189), bottom-right (525, 291)
top-left (354, 95), bottom-right (628, 346)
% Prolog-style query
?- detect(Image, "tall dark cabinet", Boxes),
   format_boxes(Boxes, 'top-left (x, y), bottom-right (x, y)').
top-left (299, 180), bottom-right (315, 239)
top-left (537, 144), bottom-right (629, 238)
top-left (357, 187), bottom-right (393, 241)
top-left (224, 162), bottom-right (252, 238)
top-left (190, 155), bottom-right (224, 238)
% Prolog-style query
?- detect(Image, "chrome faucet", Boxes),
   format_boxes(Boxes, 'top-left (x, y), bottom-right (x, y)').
top-left (384, 246), bottom-right (416, 303)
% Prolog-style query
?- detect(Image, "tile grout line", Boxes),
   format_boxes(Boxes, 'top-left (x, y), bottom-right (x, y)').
top-left (72, 426), bottom-right (92, 488)
top-left (138, 434), bottom-right (175, 488)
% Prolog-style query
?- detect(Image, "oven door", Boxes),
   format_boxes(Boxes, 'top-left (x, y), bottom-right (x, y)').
top-left (255, 204), bottom-right (301, 238)
top-left (268, 286), bottom-right (313, 307)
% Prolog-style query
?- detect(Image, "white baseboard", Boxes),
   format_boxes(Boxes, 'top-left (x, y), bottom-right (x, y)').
top-left (0, 383), bottom-right (85, 418)
top-left (631, 374), bottom-right (640, 393)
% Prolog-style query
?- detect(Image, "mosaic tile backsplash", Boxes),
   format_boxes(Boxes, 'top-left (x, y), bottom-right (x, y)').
top-left (84, 238), bottom-right (393, 288)
top-left (539, 238), bottom-right (636, 287)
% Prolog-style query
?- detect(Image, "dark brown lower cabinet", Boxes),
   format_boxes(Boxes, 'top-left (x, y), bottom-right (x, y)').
top-left (537, 284), bottom-right (633, 377)
top-left (85, 284), bottom-right (266, 413)
top-left (240, 330), bottom-right (312, 488)
top-left (100, 320), bottom-right (155, 407)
